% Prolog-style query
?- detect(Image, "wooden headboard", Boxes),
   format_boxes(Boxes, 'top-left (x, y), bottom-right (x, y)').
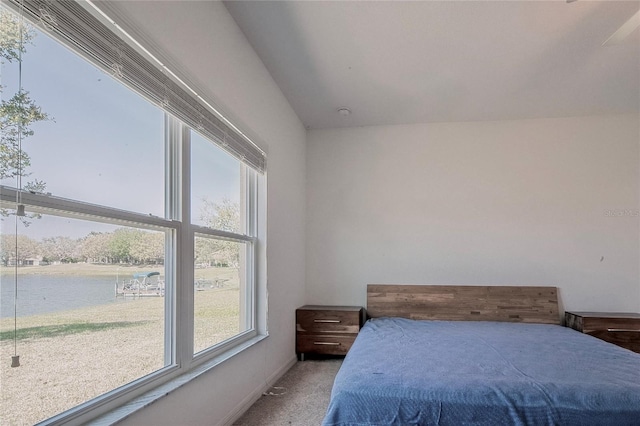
top-left (367, 284), bottom-right (560, 325)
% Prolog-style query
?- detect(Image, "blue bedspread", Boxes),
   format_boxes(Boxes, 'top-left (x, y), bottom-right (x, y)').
top-left (323, 318), bottom-right (640, 426)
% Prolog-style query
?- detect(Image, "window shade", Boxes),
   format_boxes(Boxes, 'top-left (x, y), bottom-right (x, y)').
top-left (8, 0), bottom-right (266, 173)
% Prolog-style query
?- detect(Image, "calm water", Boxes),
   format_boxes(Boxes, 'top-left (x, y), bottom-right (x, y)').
top-left (0, 274), bottom-right (123, 318)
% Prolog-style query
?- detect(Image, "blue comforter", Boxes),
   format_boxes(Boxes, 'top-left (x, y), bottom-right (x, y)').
top-left (323, 318), bottom-right (640, 426)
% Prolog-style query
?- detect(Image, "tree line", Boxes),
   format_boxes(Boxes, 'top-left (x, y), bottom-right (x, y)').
top-left (0, 225), bottom-right (240, 268)
top-left (1, 197), bottom-right (241, 266)
top-left (0, 228), bottom-right (164, 266)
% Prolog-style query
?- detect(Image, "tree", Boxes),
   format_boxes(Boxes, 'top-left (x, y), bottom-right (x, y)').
top-left (0, 233), bottom-right (39, 266)
top-left (0, 233), bottom-right (13, 266)
top-left (0, 10), bottom-right (50, 221)
top-left (0, 9), bottom-right (34, 62)
top-left (108, 228), bottom-right (138, 264)
top-left (80, 232), bottom-right (111, 263)
top-left (129, 231), bottom-right (164, 264)
top-left (199, 197), bottom-right (240, 233)
top-left (194, 236), bottom-right (218, 266)
top-left (198, 198), bottom-right (242, 269)
top-left (0, 90), bottom-right (48, 189)
top-left (40, 236), bottom-right (79, 263)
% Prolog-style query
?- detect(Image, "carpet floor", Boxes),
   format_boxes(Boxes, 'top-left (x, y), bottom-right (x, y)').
top-left (233, 359), bottom-right (342, 426)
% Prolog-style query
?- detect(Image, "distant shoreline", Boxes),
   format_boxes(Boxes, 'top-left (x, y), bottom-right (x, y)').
top-left (0, 262), bottom-right (164, 277)
top-left (1, 262), bottom-right (232, 279)
top-left (0, 264), bottom-right (237, 319)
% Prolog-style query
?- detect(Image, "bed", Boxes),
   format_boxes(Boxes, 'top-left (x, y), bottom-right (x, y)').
top-left (322, 285), bottom-right (640, 426)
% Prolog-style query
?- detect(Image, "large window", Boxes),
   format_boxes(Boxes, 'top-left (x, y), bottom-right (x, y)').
top-left (0, 3), bottom-right (263, 425)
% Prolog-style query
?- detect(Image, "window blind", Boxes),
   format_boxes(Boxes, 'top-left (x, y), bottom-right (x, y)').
top-left (8, 0), bottom-right (266, 173)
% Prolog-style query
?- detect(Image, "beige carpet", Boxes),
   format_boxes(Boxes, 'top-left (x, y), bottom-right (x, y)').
top-left (233, 359), bottom-right (342, 426)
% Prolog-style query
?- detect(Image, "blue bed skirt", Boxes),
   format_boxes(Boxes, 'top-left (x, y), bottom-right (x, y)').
top-left (323, 318), bottom-right (640, 426)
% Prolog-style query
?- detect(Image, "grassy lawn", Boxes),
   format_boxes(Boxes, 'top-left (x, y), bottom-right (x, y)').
top-left (0, 321), bottom-right (145, 341)
top-left (0, 263), bottom-right (243, 425)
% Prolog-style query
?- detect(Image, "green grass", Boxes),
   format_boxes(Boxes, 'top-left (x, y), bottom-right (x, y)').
top-left (193, 304), bottom-right (239, 318)
top-left (0, 321), bottom-right (146, 341)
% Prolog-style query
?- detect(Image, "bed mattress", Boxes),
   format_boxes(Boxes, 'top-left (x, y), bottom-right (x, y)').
top-left (323, 317), bottom-right (640, 426)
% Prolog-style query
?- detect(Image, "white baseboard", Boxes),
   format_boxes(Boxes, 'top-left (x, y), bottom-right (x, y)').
top-left (220, 354), bottom-right (298, 426)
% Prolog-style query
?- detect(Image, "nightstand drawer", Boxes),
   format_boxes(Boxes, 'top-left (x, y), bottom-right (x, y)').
top-left (296, 309), bottom-right (361, 334)
top-left (589, 330), bottom-right (640, 353)
top-left (296, 335), bottom-right (356, 356)
top-left (565, 311), bottom-right (640, 353)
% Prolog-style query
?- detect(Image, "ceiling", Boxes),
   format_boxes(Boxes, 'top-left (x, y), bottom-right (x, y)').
top-left (224, 0), bottom-right (640, 130)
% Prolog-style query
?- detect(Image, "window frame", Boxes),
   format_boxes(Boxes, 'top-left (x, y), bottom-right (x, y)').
top-left (177, 121), bottom-right (260, 368)
top-left (0, 0), bottom-right (265, 421)
top-left (0, 118), bottom-right (262, 426)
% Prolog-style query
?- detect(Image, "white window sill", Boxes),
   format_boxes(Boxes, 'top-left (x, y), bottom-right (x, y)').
top-left (90, 334), bottom-right (268, 426)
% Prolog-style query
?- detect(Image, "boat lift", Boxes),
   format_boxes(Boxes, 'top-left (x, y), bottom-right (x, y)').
top-left (115, 271), bottom-right (164, 297)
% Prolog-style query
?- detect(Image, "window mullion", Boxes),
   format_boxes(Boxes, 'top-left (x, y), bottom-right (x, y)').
top-left (247, 170), bottom-right (258, 330)
top-left (164, 114), bottom-right (193, 369)
top-left (176, 119), bottom-right (195, 368)
top-left (164, 115), bottom-right (180, 367)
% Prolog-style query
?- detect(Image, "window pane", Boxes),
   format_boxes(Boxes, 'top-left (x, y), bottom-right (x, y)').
top-left (193, 235), bottom-right (248, 354)
top-left (0, 212), bottom-right (168, 425)
top-left (0, 12), bottom-right (165, 216)
top-left (191, 131), bottom-right (244, 233)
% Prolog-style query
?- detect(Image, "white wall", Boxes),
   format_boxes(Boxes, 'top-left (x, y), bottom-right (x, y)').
top-left (103, 2), bottom-right (306, 425)
top-left (307, 114), bottom-right (640, 313)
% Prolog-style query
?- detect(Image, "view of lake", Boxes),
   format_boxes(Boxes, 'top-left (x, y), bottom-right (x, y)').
top-left (0, 274), bottom-right (125, 318)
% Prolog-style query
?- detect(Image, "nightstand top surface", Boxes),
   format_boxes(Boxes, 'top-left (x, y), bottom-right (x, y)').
top-left (298, 305), bottom-right (363, 311)
top-left (566, 311), bottom-right (640, 319)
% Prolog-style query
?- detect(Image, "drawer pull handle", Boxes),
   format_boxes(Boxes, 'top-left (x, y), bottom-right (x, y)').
top-left (607, 328), bottom-right (640, 332)
top-left (313, 342), bottom-right (340, 346)
top-left (314, 319), bottom-right (341, 323)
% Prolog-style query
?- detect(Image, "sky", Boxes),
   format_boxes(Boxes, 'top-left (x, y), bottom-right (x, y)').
top-left (1, 11), bottom-right (240, 240)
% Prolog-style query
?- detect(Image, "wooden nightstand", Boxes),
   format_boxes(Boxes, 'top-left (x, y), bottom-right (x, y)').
top-left (565, 311), bottom-right (640, 353)
top-left (296, 305), bottom-right (366, 360)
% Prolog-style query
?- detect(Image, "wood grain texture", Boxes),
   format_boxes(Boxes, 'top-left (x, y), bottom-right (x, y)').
top-left (296, 335), bottom-right (356, 356)
top-left (367, 284), bottom-right (560, 324)
top-left (296, 308), bottom-right (363, 334)
top-left (565, 311), bottom-right (640, 353)
top-left (296, 306), bottom-right (365, 358)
